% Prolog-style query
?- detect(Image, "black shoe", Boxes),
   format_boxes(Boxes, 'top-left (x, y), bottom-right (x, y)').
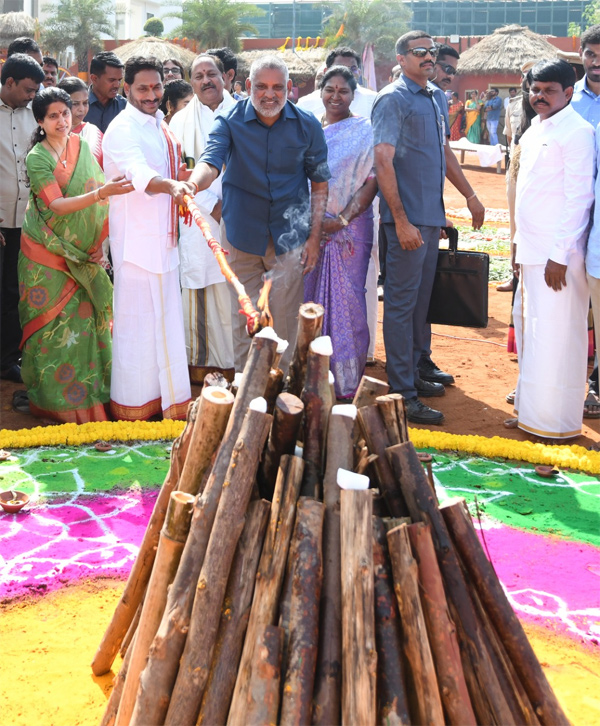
top-left (415, 376), bottom-right (445, 398)
top-left (1, 364), bottom-right (23, 383)
top-left (405, 396), bottom-right (444, 425)
top-left (418, 357), bottom-right (455, 386)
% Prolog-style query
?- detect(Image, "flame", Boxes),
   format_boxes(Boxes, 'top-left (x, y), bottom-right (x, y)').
top-left (256, 278), bottom-right (273, 331)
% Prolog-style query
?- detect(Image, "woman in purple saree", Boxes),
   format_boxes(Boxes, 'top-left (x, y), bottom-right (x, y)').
top-left (304, 65), bottom-right (378, 398)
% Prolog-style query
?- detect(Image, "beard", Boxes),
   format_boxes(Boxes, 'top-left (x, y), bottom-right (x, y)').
top-left (251, 91), bottom-right (286, 118)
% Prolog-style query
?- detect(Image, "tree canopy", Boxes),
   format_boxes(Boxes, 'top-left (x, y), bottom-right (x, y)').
top-left (144, 17), bottom-right (165, 36)
top-left (323, 0), bottom-right (411, 61)
top-left (165, 0), bottom-right (264, 53)
top-left (41, 0), bottom-right (114, 73)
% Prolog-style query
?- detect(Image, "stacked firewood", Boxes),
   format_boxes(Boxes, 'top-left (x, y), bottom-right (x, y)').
top-left (93, 303), bottom-right (569, 726)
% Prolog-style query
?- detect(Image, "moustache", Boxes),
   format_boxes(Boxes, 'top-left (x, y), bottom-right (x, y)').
top-left (201, 83), bottom-right (215, 91)
top-left (533, 99), bottom-right (549, 105)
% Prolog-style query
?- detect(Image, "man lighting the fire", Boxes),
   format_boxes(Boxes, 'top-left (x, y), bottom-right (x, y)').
top-left (189, 55), bottom-right (330, 372)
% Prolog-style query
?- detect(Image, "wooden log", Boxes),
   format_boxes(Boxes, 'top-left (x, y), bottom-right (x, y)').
top-left (311, 405), bottom-right (355, 726)
top-left (340, 489), bottom-right (377, 726)
top-left (245, 625), bottom-right (284, 726)
top-left (197, 499), bottom-right (271, 726)
top-left (165, 408), bottom-right (272, 726)
top-left (227, 455), bottom-right (304, 725)
top-left (119, 598), bottom-right (142, 659)
top-left (372, 517), bottom-right (411, 726)
top-left (115, 491), bottom-right (195, 726)
top-left (441, 499), bottom-right (569, 726)
top-left (286, 302), bottom-right (325, 397)
top-left (352, 375), bottom-right (390, 409)
top-left (301, 336), bottom-right (333, 498)
top-left (130, 336), bottom-right (277, 724)
top-left (387, 442), bottom-right (515, 726)
top-left (280, 498), bottom-right (324, 726)
top-left (357, 404), bottom-right (408, 517)
top-left (91, 398), bottom-right (198, 676)
top-left (258, 392), bottom-right (304, 500)
top-left (99, 635), bottom-right (134, 726)
top-left (264, 367), bottom-right (285, 414)
top-left (273, 337), bottom-right (290, 371)
top-left (177, 385), bottom-right (235, 496)
top-left (388, 393), bottom-right (409, 443)
top-left (376, 394), bottom-right (402, 446)
top-left (407, 521), bottom-right (476, 726)
top-left (388, 524), bottom-right (444, 726)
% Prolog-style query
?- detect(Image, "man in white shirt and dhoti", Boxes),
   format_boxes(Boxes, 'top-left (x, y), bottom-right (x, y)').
top-left (103, 56), bottom-right (195, 420)
top-left (170, 54), bottom-right (235, 384)
top-left (511, 59), bottom-right (595, 439)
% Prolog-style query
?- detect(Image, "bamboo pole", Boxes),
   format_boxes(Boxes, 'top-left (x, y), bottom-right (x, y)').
top-left (407, 521), bottom-right (476, 726)
top-left (387, 442), bottom-right (515, 726)
top-left (99, 635), bottom-right (134, 726)
top-left (286, 302), bottom-right (325, 397)
top-left (280, 498), bottom-right (324, 726)
top-left (441, 499), bottom-right (569, 726)
top-left (197, 499), bottom-right (271, 726)
top-left (340, 488), bottom-right (377, 726)
top-left (388, 524), bottom-right (444, 726)
top-left (119, 599), bottom-right (142, 659)
top-left (258, 392), bottom-right (304, 500)
top-left (372, 517), bottom-right (411, 726)
top-left (246, 625), bottom-right (284, 726)
top-left (91, 398), bottom-right (198, 676)
top-left (115, 491), bottom-right (195, 726)
top-left (165, 408), bottom-right (273, 726)
top-left (227, 455), bottom-right (304, 725)
top-left (301, 336), bottom-right (333, 498)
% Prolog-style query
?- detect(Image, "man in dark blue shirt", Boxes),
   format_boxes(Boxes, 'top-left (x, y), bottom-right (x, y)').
top-left (484, 87), bottom-right (503, 145)
top-left (190, 55), bottom-right (330, 371)
top-left (84, 51), bottom-right (127, 133)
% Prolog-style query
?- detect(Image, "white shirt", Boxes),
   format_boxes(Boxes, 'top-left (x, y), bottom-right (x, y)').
top-left (103, 103), bottom-right (179, 275)
top-left (297, 84), bottom-right (377, 119)
top-left (0, 98), bottom-right (37, 228)
top-left (514, 104), bottom-right (595, 267)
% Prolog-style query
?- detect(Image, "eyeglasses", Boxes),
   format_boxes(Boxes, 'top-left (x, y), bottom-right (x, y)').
top-left (436, 62), bottom-right (457, 75)
top-left (163, 67), bottom-right (182, 76)
top-left (404, 47), bottom-right (438, 58)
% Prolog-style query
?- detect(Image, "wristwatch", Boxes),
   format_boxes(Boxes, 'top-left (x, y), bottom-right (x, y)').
top-left (338, 214), bottom-right (349, 227)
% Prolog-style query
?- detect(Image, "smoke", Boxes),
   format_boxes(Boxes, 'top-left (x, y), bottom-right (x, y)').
top-left (265, 193), bottom-right (312, 284)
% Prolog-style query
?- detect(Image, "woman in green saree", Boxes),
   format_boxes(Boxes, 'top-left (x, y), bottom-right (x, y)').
top-left (18, 87), bottom-right (133, 422)
top-left (465, 90), bottom-right (483, 143)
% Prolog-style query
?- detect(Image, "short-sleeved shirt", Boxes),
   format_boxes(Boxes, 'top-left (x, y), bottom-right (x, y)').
top-left (371, 76), bottom-right (446, 227)
top-left (84, 89), bottom-right (127, 134)
top-left (572, 76), bottom-right (600, 129)
top-left (199, 98), bottom-right (331, 256)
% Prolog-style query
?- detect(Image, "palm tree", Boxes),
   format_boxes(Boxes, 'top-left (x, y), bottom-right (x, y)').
top-left (41, 0), bottom-right (115, 74)
top-left (323, 0), bottom-right (411, 61)
top-left (165, 0), bottom-right (264, 53)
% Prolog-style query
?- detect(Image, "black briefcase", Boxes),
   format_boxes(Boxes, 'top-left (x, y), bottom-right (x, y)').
top-left (426, 227), bottom-right (489, 328)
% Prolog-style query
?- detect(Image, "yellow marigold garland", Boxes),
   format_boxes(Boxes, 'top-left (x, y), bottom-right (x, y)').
top-left (1, 422), bottom-right (599, 475)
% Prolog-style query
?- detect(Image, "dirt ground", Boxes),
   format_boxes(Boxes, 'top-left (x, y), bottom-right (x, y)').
top-left (1, 154), bottom-right (598, 447)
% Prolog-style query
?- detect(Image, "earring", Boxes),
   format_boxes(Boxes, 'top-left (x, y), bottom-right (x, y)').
top-left (40, 128), bottom-right (45, 136)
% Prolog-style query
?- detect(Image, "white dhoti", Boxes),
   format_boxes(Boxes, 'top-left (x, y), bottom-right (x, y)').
top-left (513, 259), bottom-right (589, 439)
top-left (366, 197), bottom-right (380, 360)
top-left (111, 262), bottom-right (191, 421)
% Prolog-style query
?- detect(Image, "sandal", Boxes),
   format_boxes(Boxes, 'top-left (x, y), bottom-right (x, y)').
top-left (583, 390), bottom-right (600, 419)
top-left (12, 390), bottom-right (30, 415)
top-left (506, 388), bottom-right (516, 405)
top-left (503, 417), bottom-right (518, 429)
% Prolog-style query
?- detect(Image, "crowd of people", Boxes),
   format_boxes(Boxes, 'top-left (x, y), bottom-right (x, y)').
top-left (1, 28), bottom-right (599, 441)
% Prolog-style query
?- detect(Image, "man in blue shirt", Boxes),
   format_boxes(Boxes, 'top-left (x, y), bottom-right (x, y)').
top-left (484, 87), bottom-right (502, 145)
top-left (84, 51), bottom-right (127, 133)
top-left (573, 24), bottom-right (600, 128)
top-left (189, 55), bottom-right (330, 371)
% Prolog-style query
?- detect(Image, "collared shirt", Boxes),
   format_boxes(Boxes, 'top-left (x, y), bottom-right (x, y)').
top-left (585, 124), bottom-right (600, 277)
top-left (200, 98), bottom-right (330, 256)
top-left (484, 95), bottom-right (502, 121)
top-left (572, 76), bottom-right (600, 129)
top-left (297, 84), bottom-right (378, 119)
top-left (0, 97), bottom-right (37, 228)
top-left (515, 104), bottom-right (594, 267)
top-left (84, 88), bottom-right (127, 133)
top-left (371, 75), bottom-right (446, 227)
top-left (103, 102), bottom-right (179, 274)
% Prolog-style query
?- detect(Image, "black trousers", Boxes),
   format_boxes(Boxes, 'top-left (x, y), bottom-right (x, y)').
top-left (0, 227), bottom-right (23, 370)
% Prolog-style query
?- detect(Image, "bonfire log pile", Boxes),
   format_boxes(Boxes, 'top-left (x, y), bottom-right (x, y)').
top-left (94, 302), bottom-right (569, 726)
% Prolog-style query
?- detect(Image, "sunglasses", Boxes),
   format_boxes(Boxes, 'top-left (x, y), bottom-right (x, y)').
top-left (405, 47), bottom-right (438, 58)
top-left (436, 62), bottom-right (457, 76)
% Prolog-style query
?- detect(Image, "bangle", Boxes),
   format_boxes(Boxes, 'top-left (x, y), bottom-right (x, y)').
top-left (190, 181), bottom-right (199, 196)
top-left (338, 213), bottom-right (349, 227)
top-left (466, 193), bottom-right (477, 202)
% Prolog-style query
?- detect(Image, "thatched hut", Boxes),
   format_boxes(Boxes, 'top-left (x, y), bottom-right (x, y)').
top-left (454, 25), bottom-right (559, 101)
top-left (112, 37), bottom-right (197, 72)
top-left (0, 11), bottom-right (35, 53)
top-left (238, 47), bottom-right (326, 89)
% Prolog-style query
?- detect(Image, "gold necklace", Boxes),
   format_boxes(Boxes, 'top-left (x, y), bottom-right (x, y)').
top-left (321, 109), bottom-right (353, 128)
top-left (46, 136), bottom-right (69, 168)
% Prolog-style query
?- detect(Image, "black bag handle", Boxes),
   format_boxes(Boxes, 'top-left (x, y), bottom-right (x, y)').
top-left (442, 226), bottom-right (459, 263)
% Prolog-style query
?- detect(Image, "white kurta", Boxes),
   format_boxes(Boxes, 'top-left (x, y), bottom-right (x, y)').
top-left (513, 104), bottom-right (595, 438)
top-left (103, 103), bottom-right (191, 419)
